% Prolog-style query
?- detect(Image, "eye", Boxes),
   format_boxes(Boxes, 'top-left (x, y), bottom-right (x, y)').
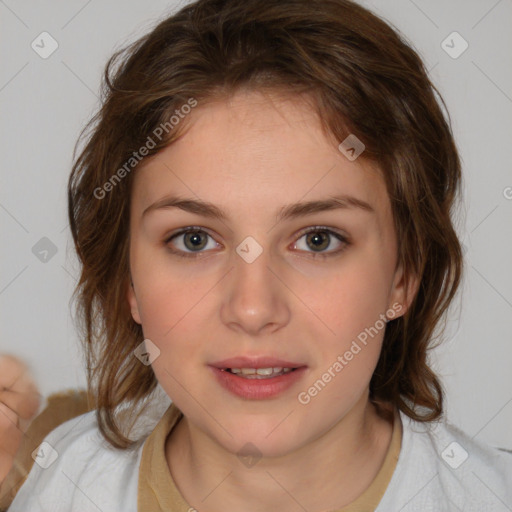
top-left (165, 227), bottom-right (219, 258)
top-left (292, 227), bottom-right (349, 259)
top-left (165, 226), bottom-right (349, 259)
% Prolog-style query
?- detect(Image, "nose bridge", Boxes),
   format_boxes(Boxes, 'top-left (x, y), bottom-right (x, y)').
top-left (221, 236), bottom-right (289, 333)
top-left (232, 236), bottom-right (277, 303)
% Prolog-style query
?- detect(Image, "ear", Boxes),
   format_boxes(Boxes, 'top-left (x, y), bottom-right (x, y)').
top-left (126, 277), bottom-right (142, 325)
top-left (387, 262), bottom-right (420, 320)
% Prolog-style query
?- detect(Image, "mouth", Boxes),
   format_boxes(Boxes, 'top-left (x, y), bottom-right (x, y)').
top-left (209, 356), bottom-right (307, 399)
top-left (210, 356), bottom-right (306, 379)
top-left (221, 367), bottom-right (298, 379)
top-left (210, 356), bottom-right (306, 371)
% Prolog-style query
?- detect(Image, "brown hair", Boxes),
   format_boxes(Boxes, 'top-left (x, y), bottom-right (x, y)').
top-left (68, 0), bottom-right (464, 448)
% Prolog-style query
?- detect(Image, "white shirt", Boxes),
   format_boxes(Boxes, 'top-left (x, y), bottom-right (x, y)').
top-left (9, 398), bottom-right (512, 512)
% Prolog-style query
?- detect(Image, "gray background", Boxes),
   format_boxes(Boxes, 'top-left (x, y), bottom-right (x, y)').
top-left (1, 0), bottom-right (511, 448)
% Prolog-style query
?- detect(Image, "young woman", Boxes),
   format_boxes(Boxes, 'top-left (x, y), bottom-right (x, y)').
top-left (8, 0), bottom-right (512, 510)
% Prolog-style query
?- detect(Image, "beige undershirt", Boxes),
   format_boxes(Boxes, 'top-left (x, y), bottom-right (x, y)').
top-left (138, 403), bottom-right (402, 512)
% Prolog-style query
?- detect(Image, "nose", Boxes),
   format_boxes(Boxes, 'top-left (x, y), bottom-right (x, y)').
top-left (220, 240), bottom-right (291, 336)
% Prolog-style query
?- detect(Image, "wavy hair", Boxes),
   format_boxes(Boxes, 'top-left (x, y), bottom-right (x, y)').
top-left (68, 0), bottom-right (464, 448)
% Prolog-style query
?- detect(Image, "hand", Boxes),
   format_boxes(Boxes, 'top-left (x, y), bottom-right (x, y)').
top-left (0, 355), bottom-right (40, 485)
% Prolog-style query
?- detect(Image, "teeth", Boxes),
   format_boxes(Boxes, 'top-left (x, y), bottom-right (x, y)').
top-left (228, 367), bottom-right (294, 379)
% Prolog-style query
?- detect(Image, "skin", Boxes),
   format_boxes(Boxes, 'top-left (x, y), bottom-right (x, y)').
top-left (0, 355), bottom-right (40, 485)
top-left (127, 90), bottom-right (419, 511)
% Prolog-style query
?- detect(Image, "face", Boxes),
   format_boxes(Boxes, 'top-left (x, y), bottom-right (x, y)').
top-left (127, 90), bottom-right (416, 458)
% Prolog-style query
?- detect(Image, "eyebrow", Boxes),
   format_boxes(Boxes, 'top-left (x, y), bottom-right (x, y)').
top-left (142, 194), bottom-right (375, 222)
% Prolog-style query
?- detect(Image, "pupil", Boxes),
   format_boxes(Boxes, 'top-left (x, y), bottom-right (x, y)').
top-left (185, 231), bottom-right (207, 251)
top-left (307, 231), bottom-right (329, 251)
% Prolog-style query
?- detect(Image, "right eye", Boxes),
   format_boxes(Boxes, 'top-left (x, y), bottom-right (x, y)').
top-left (165, 227), bottom-right (220, 258)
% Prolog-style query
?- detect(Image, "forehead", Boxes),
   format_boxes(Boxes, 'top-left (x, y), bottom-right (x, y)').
top-left (132, 91), bottom-right (390, 220)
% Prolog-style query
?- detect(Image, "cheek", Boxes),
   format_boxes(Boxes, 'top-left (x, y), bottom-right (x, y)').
top-left (290, 252), bottom-right (393, 399)
top-left (137, 279), bottom-right (202, 342)
top-left (297, 254), bottom-right (392, 339)
top-left (137, 276), bottom-right (207, 403)
top-left (131, 242), bottom-right (206, 333)
top-left (295, 269), bottom-right (389, 412)
top-left (132, 255), bottom-right (215, 376)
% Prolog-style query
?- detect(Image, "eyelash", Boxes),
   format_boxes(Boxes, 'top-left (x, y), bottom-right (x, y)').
top-left (164, 226), bottom-right (350, 260)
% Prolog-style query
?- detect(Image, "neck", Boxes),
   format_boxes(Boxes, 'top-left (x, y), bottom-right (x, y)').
top-left (166, 395), bottom-right (395, 512)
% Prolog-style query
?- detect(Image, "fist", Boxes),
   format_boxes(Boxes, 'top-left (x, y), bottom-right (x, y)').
top-left (0, 355), bottom-right (40, 484)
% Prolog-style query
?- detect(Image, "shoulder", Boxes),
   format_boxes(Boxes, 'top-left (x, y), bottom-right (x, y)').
top-left (377, 410), bottom-right (512, 511)
top-left (8, 385), bottom-right (171, 512)
top-left (8, 410), bottom-right (144, 512)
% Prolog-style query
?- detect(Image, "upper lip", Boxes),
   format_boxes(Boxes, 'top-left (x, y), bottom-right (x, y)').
top-left (209, 356), bottom-right (307, 369)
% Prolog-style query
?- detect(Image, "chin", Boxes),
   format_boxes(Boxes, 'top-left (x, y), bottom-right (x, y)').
top-left (212, 419), bottom-right (305, 460)
top-left (227, 436), bottom-right (300, 462)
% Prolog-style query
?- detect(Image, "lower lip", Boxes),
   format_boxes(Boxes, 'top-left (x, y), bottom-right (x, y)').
top-left (210, 366), bottom-right (307, 400)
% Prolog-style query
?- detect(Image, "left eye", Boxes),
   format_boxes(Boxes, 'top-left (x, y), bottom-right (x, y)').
top-left (293, 228), bottom-right (348, 256)
top-left (165, 227), bottom-right (348, 258)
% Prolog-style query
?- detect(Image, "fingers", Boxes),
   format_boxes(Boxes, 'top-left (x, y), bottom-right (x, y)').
top-left (0, 403), bottom-right (23, 456)
top-left (0, 355), bottom-right (29, 387)
top-left (0, 388), bottom-right (41, 421)
top-left (0, 449), bottom-right (17, 485)
top-left (0, 355), bottom-right (41, 420)
top-left (0, 356), bottom-right (38, 488)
